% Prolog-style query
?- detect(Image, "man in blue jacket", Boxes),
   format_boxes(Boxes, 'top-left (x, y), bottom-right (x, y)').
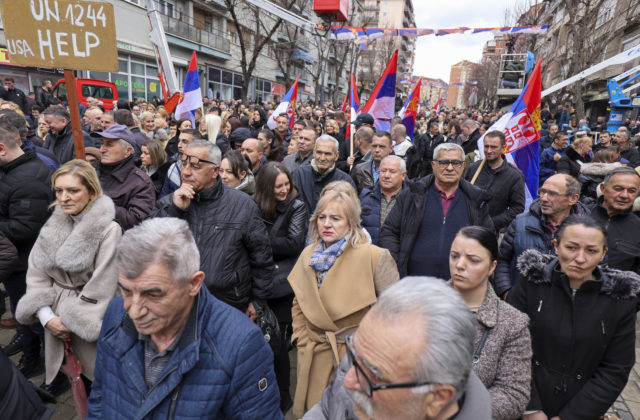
top-left (87, 217), bottom-right (282, 420)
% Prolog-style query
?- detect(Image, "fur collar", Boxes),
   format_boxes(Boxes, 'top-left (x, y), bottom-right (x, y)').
top-left (579, 162), bottom-right (621, 177)
top-left (32, 195), bottom-right (116, 273)
top-left (516, 249), bottom-right (640, 299)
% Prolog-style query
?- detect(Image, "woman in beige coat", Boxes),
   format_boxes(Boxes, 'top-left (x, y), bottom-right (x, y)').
top-left (288, 187), bottom-right (399, 418)
top-left (16, 159), bottom-right (121, 395)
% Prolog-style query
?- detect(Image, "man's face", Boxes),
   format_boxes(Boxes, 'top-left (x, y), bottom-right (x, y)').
top-left (100, 138), bottom-right (131, 164)
top-left (4, 80), bottom-right (14, 90)
top-left (379, 159), bottom-right (406, 192)
top-left (292, 123), bottom-right (305, 136)
top-left (119, 263), bottom-right (202, 339)
top-left (538, 175), bottom-right (576, 217)
top-left (344, 314), bottom-right (444, 420)
top-left (276, 117), bottom-right (288, 133)
top-left (87, 110), bottom-right (103, 131)
top-left (44, 114), bottom-right (68, 134)
top-left (461, 124), bottom-right (473, 137)
top-left (314, 141), bottom-right (338, 174)
top-left (554, 135), bottom-right (569, 149)
top-left (549, 125), bottom-right (558, 137)
top-left (614, 132), bottom-right (628, 146)
top-left (132, 105), bottom-right (141, 116)
top-left (600, 132), bottom-right (611, 146)
top-left (483, 136), bottom-right (503, 163)
top-left (429, 124), bottom-right (439, 136)
top-left (44, 80), bottom-right (52, 90)
top-left (180, 146), bottom-right (220, 192)
top-left (101, 114), bottom-right (114, 131)
top-left (177, 133), bottom-right (194, 154)
top-left (241, 139), bottom-right (263, 169)
top-left (371, 135), bottom-right (392, 163)
top-left (432, 149), bottom-right (465, 186)
top-left (601, 173), bottom-right (640, 215)
top-left (298, 129), bottom-right (315, 154)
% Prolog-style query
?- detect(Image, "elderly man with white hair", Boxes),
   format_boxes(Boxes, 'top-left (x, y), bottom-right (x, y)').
top-left (302, 277), bottom-right (492, 420)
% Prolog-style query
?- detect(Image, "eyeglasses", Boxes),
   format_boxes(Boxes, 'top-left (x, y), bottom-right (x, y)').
top-left (178, 152), bottom-right (217, 170)
top-left (345, 335), bottom-right (436, 398)
top-left (434, 160), bottom-right (464, 168)
top-left (537, 188), bottom-right (569, 199)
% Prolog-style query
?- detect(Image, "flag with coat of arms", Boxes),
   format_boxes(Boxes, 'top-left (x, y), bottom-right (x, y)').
top-left (267, 76), bottom-right (299, 130)
top-left (175, 51), bottom-right (203, 126)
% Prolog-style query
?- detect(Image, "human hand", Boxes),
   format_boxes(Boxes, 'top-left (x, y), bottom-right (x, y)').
top-left (45, 317), bottom-right (72, 340)
top-left (245, 302), bottom-right (258, 321)
top-left (553, 153), bottom-right (562, 162)
top-left (523, 412), bottom-right (548, 420)
top-left (173, 183), bottom-right (195, 210)
top-left (346, 156), bottom-right (355, 166)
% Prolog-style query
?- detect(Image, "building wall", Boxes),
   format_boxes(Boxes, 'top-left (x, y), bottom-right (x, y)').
top-left (447, 60), bottom-right (474, 108)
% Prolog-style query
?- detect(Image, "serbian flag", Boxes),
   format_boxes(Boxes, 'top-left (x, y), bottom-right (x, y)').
top-left (362, 50), bottom-right (398, 131)
top-left (477, 59), bottom-right (542, 207)
top-left (340, 90), bottom-right (348, 112)
top-left (398, 78), bottom-right (421, 139)
top-left (175, 51), bottom-right (203, 125)
top-left (267, 76), bottom-right (299, 130)
top-left (433, 96), bottom-right (442, 113)
top-left (345, 74), bottom-right (360, 140)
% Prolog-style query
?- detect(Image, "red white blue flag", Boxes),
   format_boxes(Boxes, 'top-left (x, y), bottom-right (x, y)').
top-left (267, 76), bottom-right (299, 130)
top-left (175, 51), bottom-right (203, 125)
top-left (398, 77), bottom-right (421, 140)
top-left (362, 50), bottom-right (398, 131)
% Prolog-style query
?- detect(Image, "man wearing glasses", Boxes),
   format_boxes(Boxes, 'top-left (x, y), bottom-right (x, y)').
top-left (302, 277), bottom-right (491, 420)
top-left (495, 174), bottom-right (588, 299)
top-left (380, 143), bottom-right (494, 280)
top-left (152, 140), bottom-right (274, 319)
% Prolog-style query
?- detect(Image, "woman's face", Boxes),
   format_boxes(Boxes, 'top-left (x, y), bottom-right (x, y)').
top-left (315, 125), bottom-right (322, 136)
top-left (32, 109), bottom-right (40, 118)
top-left (253, 111), bottom-right (261, 121)
top-left (287, 139), bottom-right (298, 155)
top-left (577, 143), bottom-right (592, 157)
top-left (326, 124), bottom-right (335, 134)
top-left (141, 146), bottom-right (152, 166)
top-left (54, 174), bottom-right (94, 216)
top-left (274, 172), bottom-right (290, 202)
top-left (38, 116), bottom-right (48, 133)
top-left (449, 235), bottom-right (496, 293)
top-left (220, 158), bottom-right (243, 188)
top-left (169, 125), bottom-right (177, 138)
top-left (143, 117), bottom-right (155, 132)
top-left (554, 225), bottom-right (606, 283)
top-left (316, 201), bottom-right (350, 247)
top-left (257, 132), bottom-right (271, 151)
top-left (179, 120), bottom-right (192, 131)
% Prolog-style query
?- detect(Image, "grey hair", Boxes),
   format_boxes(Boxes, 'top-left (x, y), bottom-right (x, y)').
top-left (462, 119), bottom-right (477, 129)
top-left (561, 174), bottom-right (581, 196)
top-left (391, 124), bottom-right (406, 137)
top-left (117, 218), bottom-right (200, 286)
top-left (381, 155), bottom-right (406, 173)
top-left (118, 139), bottom-right (132, 151)
top-left (369, 277), bottom-right (476, 400)
top-left (314, 134), bottom-right (339, 153)
top-left (433, 142), bottom-right (464, 161)
top-left (603, 166), bottom-right (640, 185)
top-left (617, 130), bottom-right (630, 140)
top-left (185, 139), bottom-right (222, 165)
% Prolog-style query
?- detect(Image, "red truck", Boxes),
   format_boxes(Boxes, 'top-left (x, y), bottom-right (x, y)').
top-left (52, 78), bottom-right (119, 110)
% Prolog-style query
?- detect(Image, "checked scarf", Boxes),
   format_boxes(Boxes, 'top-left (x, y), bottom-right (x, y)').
top-left (309, 234), bottom-right (350, 288)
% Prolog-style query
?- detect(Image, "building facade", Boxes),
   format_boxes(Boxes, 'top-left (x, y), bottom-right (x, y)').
top-left (446, 60), bottom-right (474, 109)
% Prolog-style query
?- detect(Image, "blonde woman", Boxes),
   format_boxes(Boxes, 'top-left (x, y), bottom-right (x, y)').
top-left (288, 189), bottom-right (399, 417)
top-left (16, 159), bottom-right (121, 396)
top-left (139, 111), bottom-right (156, 139)
top-left (202, 113), bottom-right (229, 155)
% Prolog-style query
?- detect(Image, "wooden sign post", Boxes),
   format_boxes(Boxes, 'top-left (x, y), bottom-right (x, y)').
top-left (0, 0), bottom-right (118, 160)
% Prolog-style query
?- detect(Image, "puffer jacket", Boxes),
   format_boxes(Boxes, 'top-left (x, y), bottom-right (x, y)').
top-left (0, 149), bottom-right (52, 271)
top-left (0, 351), bottom-right (53, 420)
top-left (494, 199), bottom-right (588, 297)
top-left (360, 183), bottom-right (407, 246)
top-left (152, 179), bottom-right (274, 310)
top-left (86, 288), bottom-right (282, 420)
top-left (0, 231), bottom-right (17, 281)
top-left (378, 175), bottom-right (494, 277)
top-left (509, 251), bottom-right (640, 419)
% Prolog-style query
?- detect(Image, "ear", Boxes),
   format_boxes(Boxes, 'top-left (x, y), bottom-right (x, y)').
top-left (422, 384), bottom-right (456, 418)
top-left (568, 193), bottom-right (580, 206)
top-left (489, 259), bottom-right (498, 277)
top-left (187, 271), bottom-right (205, 296)
top-left (553, 238), bottom-right (559, 254)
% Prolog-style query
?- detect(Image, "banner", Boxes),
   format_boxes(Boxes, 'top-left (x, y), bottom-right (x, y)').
top-left (329, 25), bottom-right (549, 41)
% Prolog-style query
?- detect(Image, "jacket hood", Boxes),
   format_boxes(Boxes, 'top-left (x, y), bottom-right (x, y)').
top-left (579, 162), bottom-right (621, 177)
top-left (516, 249), bottom-right (640, 299)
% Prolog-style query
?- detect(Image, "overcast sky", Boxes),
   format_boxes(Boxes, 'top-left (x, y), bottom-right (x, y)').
top-left (413, 0), bottom-right (526, 83)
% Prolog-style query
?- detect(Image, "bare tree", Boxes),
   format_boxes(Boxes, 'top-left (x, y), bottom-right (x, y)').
top-left (272, 0), bottom-right (313, 89)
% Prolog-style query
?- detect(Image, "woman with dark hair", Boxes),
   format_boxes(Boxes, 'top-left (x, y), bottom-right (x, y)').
top-left (164, 117), bottom-right (192, 157)
top-left (254, 161), bottom-right (307, 411)
top-left (447, 119), bottom-right (465, 145)
top-left (312, 122), bottom-right (323, 137)
top-left (220, 149), bottom-right (255, 195)
top-left (449, 226), bottom-right (531, 419)
top-left (509, 215), bottom-right (640, 419)
top-left (250, 108), bottom-right (266, 137)
top-left (141, 139), bottom-right (171, 198)
top-left (258, 129), bottom-right (284, 162)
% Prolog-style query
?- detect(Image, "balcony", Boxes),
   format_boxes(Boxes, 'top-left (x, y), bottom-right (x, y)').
top-left (157, 9), bottom-right (231, 57)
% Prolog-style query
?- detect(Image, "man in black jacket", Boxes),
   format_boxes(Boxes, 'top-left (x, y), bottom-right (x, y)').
top-left (0, 126), bottom-right (51, 377)
top-left (379, 143), bottom-right (494, 279)
top-left (0, 78), bottom-right (27, 113)
top-left (408, 120), bottom-right (444, 178)
top-left (589, 167), bottom-right (640, 273)
top-left (43, 105), bottom-right (94, 164)
top-left (464, 130), bottom-right (525, 232)
top-left (152, 140), bottom-right (274, 315)
top-left (35, 79), bottom-right (53, 109)
top-left (460, 119), bottom-right (481, 155)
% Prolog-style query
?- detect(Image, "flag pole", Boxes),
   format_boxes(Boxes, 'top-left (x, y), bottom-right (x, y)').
top-left (470, 158), bottom-right (486, 184)
top-left (349, 125), bottom-right (354, 170)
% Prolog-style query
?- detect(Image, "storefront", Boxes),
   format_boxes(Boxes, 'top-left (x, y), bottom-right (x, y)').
top-left (0, 48), bottom-right (64, 95)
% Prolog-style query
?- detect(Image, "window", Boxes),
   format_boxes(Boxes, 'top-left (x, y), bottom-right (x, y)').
top-left (154, 0), bottom-right (176, 17)
top-left (596, 0), bottom-right (615, 28)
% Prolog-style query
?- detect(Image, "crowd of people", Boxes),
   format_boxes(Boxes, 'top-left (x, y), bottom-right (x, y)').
top-left (1, 78), bottom-right (640, 420)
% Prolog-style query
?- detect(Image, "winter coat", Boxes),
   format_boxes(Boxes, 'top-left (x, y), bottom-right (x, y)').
top-left (350, 159), bottom-right (374, 194)
top-left (578, 162), bottom-right (620, 203)
top-left (145, 157), bottom-right (174, 199)
top-left (15, 196), bottom-right (121, 383)
top-left (216, 132), bottom-right (230, 156)
top-left (0, 87), bottom-right (27, 112)
top-left (539, 147), bottom-right (566, 183)
top-left (464, 157), bottom-right (526, 232)
top-left (406, 132), bottom-right (444, 178)
top-left (152, 179), bottom-right (274, 310)
top-left (44, 123), bottom-right (93, 164)
top-left (589, 198), bottom-right (640, 274)
top-left (292, 163), bottom-right (356, 215)
top-left (92, 155), bottom-right (156, 230)
top-left (0, 149), bottom-right (52, 271)
top-left (556, 146), bottom-right (587, 179)
top-left (36, 86), bottom-right (53, 109)
top-left (303, 356), bottom-right (491, 420)
top-left (621, 146), bottom-right (640, 168)
top-left (288, 242), bottom-right (399, 417)
top-left (21, 138), bottom-right (60, 174)
top-left (494, 200), bottom-right (588, 297)
top-left (462, 128), bottom-right (481, 155)
top-left (0, 231), bottom-right (17, 281)
top-left (236, 171), bottom-right (256, 196)
top-left (360, 183), bottom-right (407, 246)
top-left (0, 351), bottom-right (53, 420)
top-left (86, 287), bottom-right (283, 420)
top-left (283, 152), bottom-right (313, 173)
top-left (456, 282), bottom-right (532, 420)
top-left (378, 175), bottom-right (494, 277)
top-left (508, 250), bottom-right (640, 419)
top-left (160, 160), bottom-right (181, 198)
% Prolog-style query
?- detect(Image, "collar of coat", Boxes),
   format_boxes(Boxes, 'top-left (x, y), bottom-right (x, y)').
top-left (97, 155), bottom-right (136, 183)
top-left (515, 249), bottom-right (640, 299)
top-left (0, 148), bottom-right (37, 173)
top-left (31, 195), bottom-right (116, 272)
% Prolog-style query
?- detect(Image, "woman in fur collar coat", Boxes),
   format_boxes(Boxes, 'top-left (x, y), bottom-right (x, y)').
top-left (509, 215), bottom-right (640, 419)
top-left (16, 160), bottom-right (121, 388)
